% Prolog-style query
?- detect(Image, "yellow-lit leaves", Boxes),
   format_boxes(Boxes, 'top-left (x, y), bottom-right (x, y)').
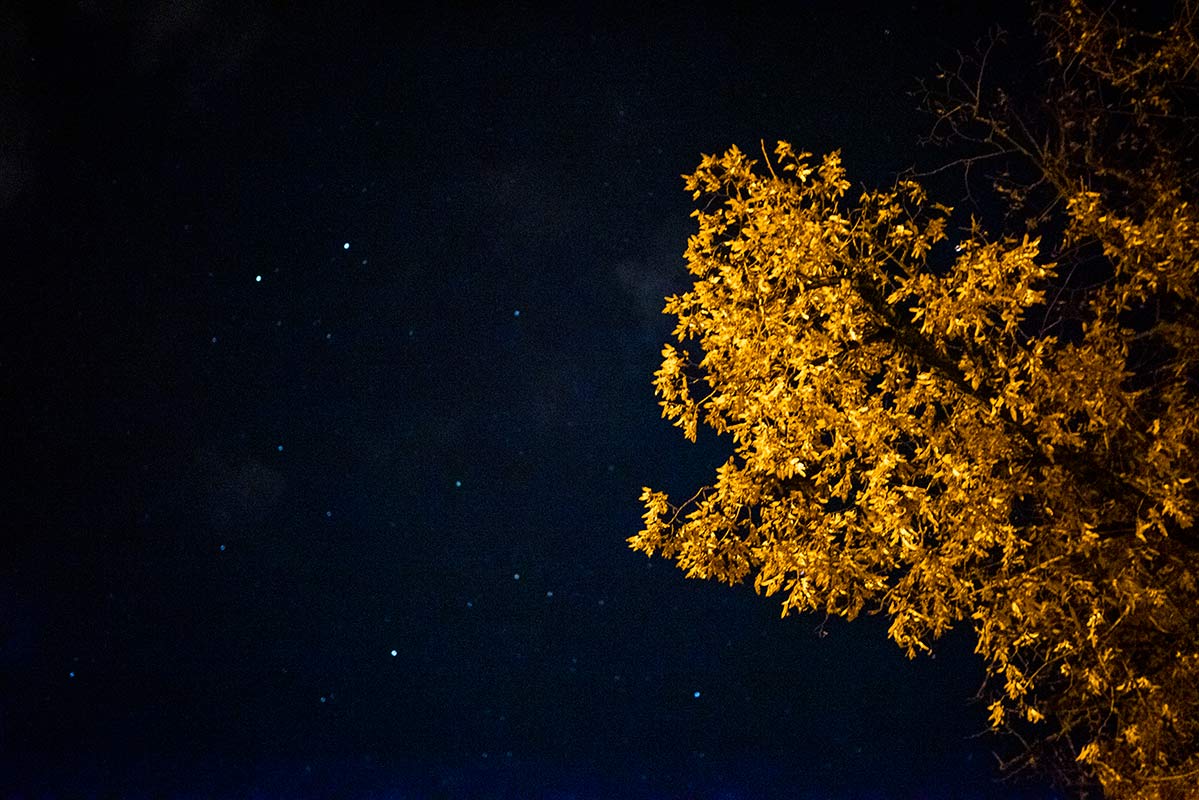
top-left (918, 234), bottom-right (1051, 346)
top-left (636, 133), bottom-right (1199, 798)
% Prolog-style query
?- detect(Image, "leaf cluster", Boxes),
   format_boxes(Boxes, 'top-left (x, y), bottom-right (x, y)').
top-left (632, 9), bottom-right (1199, 785)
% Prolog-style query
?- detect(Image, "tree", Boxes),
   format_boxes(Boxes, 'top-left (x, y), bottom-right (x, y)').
top-left (629, 2), bottom-right (1199, 796)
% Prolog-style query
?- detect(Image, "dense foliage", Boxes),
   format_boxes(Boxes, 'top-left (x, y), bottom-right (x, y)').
top-left (631, 2), bottom-right (1198, 796)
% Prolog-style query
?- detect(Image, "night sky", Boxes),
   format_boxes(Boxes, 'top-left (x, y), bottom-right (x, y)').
top-left (4, 2), bottom-right (1063, 797)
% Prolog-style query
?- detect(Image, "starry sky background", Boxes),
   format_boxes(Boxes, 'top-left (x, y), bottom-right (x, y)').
top-left (3, 2), bottom-right (1063, 797)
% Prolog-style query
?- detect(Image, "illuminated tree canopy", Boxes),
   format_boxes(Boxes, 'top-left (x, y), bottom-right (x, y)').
top-left (630, 2), bottom-right (1198, 796)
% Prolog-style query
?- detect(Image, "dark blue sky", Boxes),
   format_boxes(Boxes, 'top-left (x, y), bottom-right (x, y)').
top-left (3, 2), bottom-right (1060, 797)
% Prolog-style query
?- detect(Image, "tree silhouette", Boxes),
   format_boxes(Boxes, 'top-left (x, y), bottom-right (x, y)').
top-left (631, 2), bottom-right (1198, 796)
